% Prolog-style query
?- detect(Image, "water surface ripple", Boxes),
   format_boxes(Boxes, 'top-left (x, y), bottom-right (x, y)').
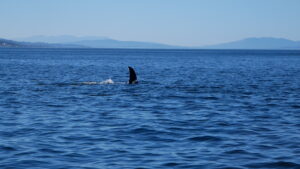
top-left (0, 48), bottom-right (300, 169)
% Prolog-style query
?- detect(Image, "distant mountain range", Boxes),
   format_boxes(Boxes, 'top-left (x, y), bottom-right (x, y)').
top-left (15, 35), bottom-right (109, 44)
top-left (8, 35), bottom-right (180, 49)
top-left (204, 37), bottom-right (300, 49)
top-left (68, 39), bottom-right (180, 48)
top-left (1, 36), bottom-right (300, 49)
top-left (0, 38), bottom-right (82, 48)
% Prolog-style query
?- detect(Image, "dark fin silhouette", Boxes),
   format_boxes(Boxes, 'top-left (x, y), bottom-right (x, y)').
top-left (128, 66), bottom-right (138, 84)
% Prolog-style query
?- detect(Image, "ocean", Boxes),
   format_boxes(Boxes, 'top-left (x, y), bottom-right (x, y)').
top-left (0, 48), bottom-right (299, 169)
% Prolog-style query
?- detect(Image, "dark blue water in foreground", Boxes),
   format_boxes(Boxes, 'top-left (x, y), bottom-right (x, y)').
top-left (0, 48), bottom-right (300, 169)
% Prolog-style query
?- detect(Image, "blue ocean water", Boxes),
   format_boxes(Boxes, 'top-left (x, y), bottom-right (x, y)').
top-left (0, 48), bottom-right (300, 169)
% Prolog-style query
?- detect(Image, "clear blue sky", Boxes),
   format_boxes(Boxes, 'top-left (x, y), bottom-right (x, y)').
top-left (1, 0), bottom-right (299, 46)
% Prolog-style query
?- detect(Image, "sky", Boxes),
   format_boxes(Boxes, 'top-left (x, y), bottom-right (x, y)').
top-left (0, 0), bottom-right (300, 46)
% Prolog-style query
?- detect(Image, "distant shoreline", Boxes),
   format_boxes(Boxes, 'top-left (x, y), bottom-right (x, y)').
top-left (1, 37), bottom-right (300, 50)
top-left (1, 47), bottom-right (300, 51)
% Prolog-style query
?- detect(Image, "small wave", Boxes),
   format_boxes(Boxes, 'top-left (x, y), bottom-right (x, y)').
top-left (129, 127), bottom-right (158, 134)
top-left (224, 149), bottom-right (264, 157)
top-left (0, 145), bottom-right (17, 152)
top-left (163, 162), bottom-right (181, 167)
top-left (187, 135), bottom-right (223, 142)
top-left (244, 161), bottom-right (300, 168)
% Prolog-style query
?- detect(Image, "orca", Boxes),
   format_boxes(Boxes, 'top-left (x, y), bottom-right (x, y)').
top-left (128, 66), bottom-right (138, 84)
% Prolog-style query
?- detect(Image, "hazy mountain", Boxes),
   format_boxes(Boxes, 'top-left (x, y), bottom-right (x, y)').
top-left (0, 38), bottom-right (83, 48)
top-left (13, 35), bottom-right (180, 48)
top-left (68, 37), bottom-right (300, 49)
top-left (2, 36), bottom-right (300, 49)
top-left (1, 37), bottom-right (179, 49)
top-left (203, 37), bottom-right (300, 49)
top-left (0, 38), bottom-right (21, 47)
top-left (15, 35), bottom-right (108, 43)
top-left (69, 39), bottom-right (180, 49)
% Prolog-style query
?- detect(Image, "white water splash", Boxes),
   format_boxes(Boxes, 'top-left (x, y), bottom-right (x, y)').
top-left (81, 81), bottom-right (98, 85)
top-left (99, 78), bottom-right (114, 84)
top-left (81, 78), bottom-right (114, 85)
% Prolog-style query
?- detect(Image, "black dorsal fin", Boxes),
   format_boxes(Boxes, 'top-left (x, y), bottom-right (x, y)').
top-left (128, 66), bottom-right (138, 84)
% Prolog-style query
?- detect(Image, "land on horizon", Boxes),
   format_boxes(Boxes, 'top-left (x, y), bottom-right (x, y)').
top-left (1, 36), bottom-right (300, 50)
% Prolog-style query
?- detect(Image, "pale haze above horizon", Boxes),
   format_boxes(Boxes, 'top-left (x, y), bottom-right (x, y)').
top-left (1, 0), bottom-right (300, 46)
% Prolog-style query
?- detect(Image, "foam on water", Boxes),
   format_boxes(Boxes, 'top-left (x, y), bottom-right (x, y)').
top-left (81, 78), bottom-right (114, 85)
top-left (100, 78), bottom-right (114, 84)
